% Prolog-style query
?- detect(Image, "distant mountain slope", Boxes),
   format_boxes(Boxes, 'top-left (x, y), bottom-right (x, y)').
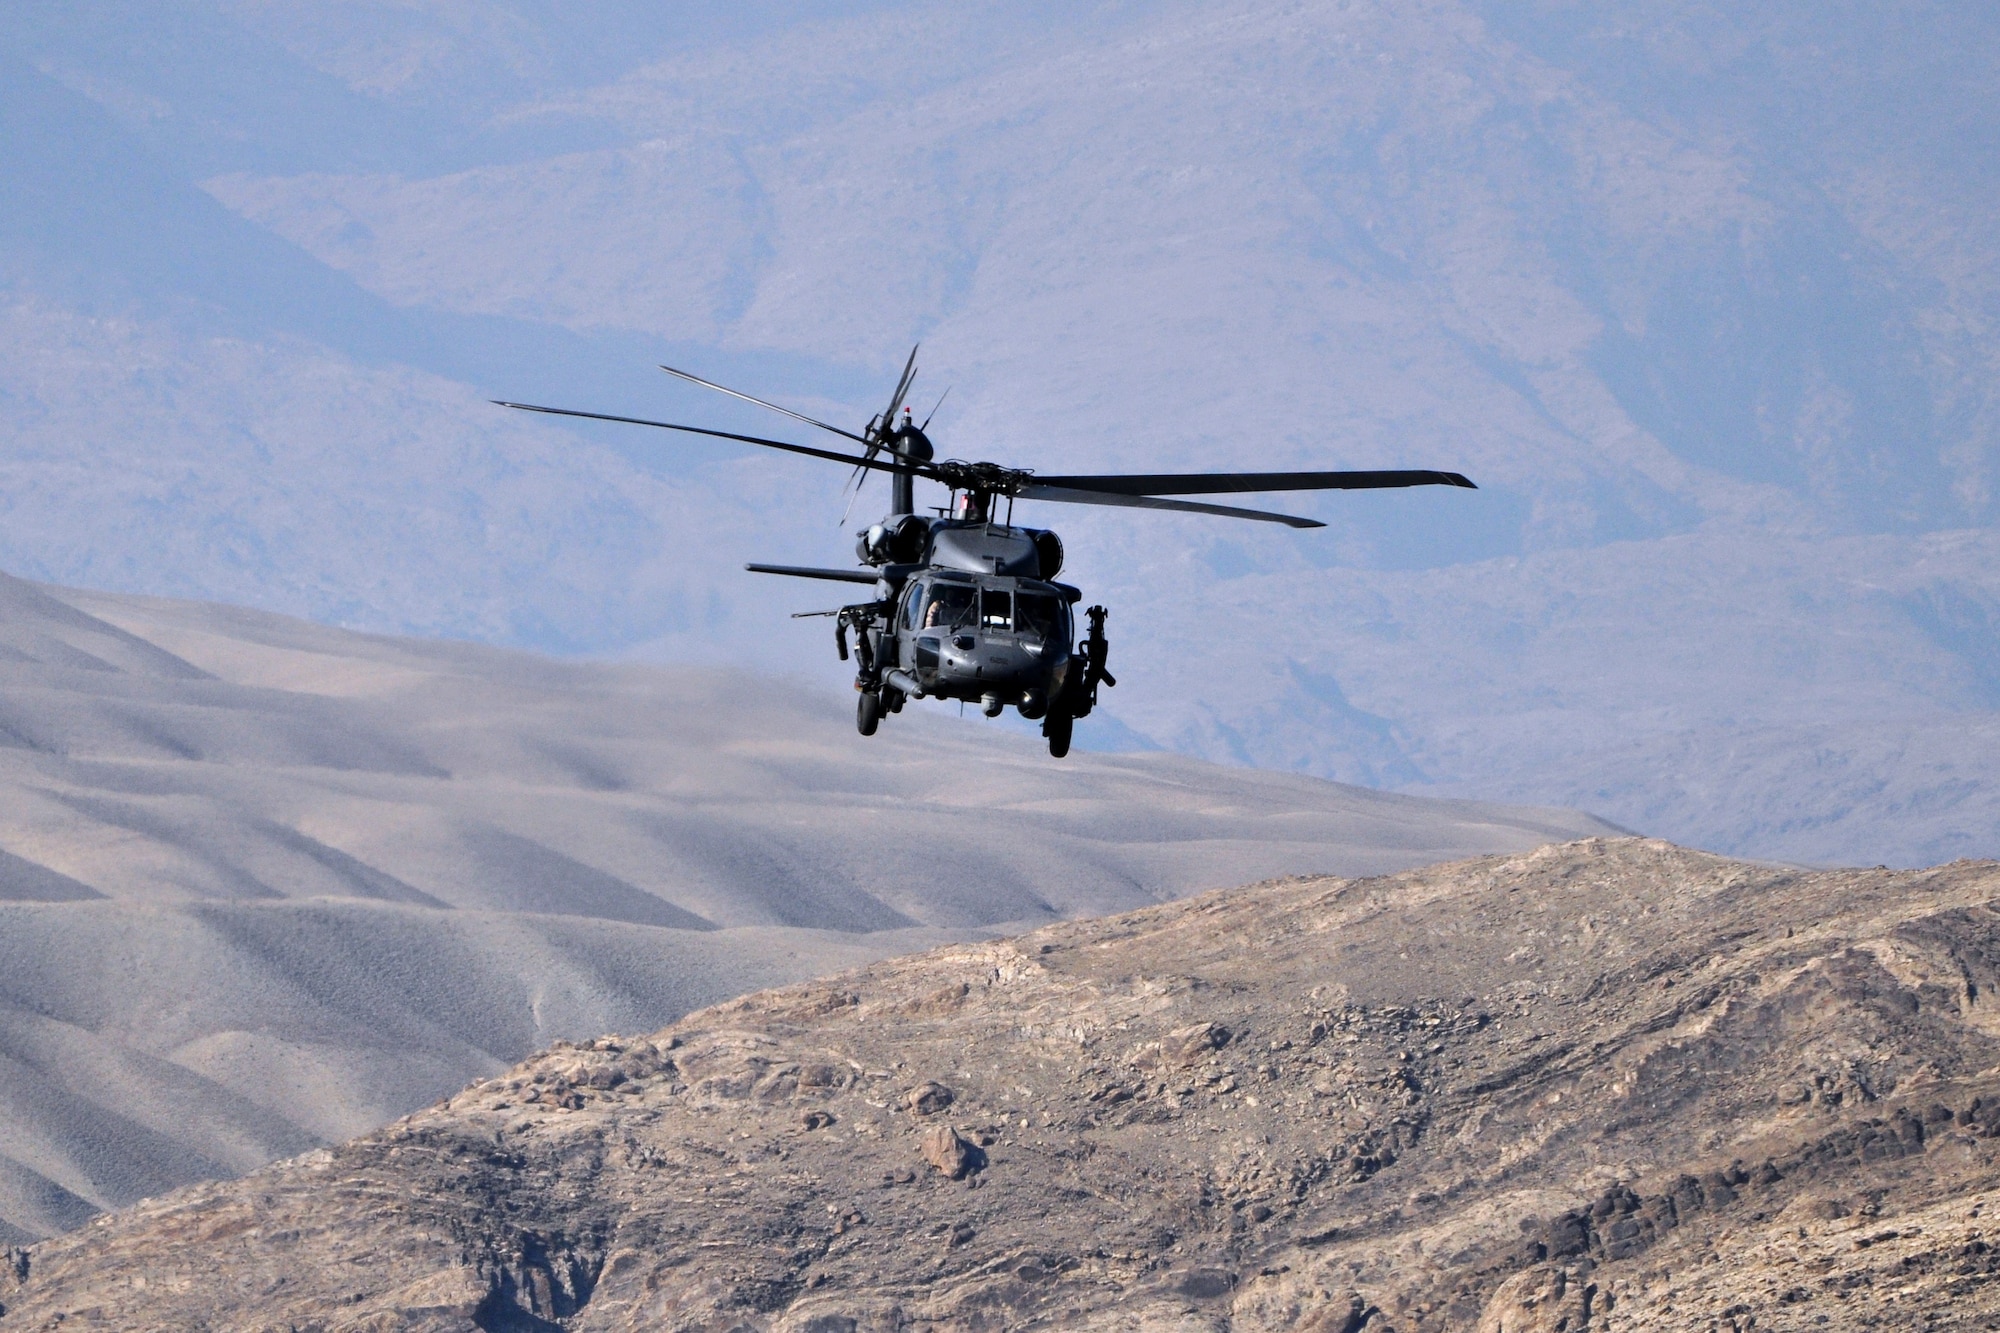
top-left (2, 0), bottom-right (1996, 870)
top-left (0, 572), bottom-right (1613, 1242)
top-left (9, 838), bottom-right (1999, 1330)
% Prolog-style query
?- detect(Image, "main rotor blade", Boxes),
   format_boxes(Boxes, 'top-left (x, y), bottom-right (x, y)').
top-left (836, 464), bottom-right (870, 528)
top-left (1016, 484), bottom-right (1325, 528)
top-left (745, 563), bottom-right (882, 585)
top-left (495, 402), bottom-right (917, 477)
top-left (1034, 468), bottom-right (1477, 496)
top-left (879, 344), bottom-right (920, 432)
top-left (658, 364), bottom-right (869, 444)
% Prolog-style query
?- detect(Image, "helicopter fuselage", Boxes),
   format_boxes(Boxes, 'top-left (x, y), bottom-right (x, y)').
top-left (881, 567), bottom-right (1075, 716)
top-left (860, 516), bottom-right (1079, 718)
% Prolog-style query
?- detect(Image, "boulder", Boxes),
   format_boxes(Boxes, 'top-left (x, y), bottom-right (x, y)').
top-left (920, 1126), bottom-right (981, 1179)
top-left (907, 1081), bottom-right (955, 1115)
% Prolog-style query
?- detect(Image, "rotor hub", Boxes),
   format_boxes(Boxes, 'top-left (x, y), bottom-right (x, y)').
top-left (933, 460), bottom-right (1033, 496)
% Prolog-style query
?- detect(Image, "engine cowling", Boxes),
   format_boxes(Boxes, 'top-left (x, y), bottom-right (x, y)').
top-left (857, 514), bottom-right (930, 564)
top-left (1030, 529), bottom-right (1064, 579)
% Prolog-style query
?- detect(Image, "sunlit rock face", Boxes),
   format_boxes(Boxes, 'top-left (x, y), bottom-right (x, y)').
top-left (8, 839), bottom-right (2000, 1330)
top-left (2, 0), bottom-right (1997, 863)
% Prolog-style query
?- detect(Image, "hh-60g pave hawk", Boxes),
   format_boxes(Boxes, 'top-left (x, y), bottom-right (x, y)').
top-left (499, 349), bottom-right (1475, 757)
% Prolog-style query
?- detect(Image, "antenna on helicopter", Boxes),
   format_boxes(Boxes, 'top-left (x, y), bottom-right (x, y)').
top-left (921, 387), bottom-right (950, 431)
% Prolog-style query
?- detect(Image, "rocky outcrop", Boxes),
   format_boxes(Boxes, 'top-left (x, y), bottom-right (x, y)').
top-left (6, 838), bottom-right (2000, 1330)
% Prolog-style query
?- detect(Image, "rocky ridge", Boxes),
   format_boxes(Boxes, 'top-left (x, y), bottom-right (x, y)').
top-left (7, 837), bottom-right (2000, 1330)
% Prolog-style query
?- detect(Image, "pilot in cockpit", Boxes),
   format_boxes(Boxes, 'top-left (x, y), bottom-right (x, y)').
top-left (921, 583), bottom-right (976, 630)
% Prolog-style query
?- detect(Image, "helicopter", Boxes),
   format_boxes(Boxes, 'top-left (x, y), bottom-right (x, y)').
top-left (498, 348), bottom-right (1474, 757)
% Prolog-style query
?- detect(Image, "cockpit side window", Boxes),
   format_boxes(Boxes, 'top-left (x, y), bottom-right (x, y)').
top-left (921, 583), bottom-right (977, 630)
top-left (981, 588), bottom-right (1012, 630)
top-left (900, 581), bottom-right (926, 632)
top-left (1015, 592), bottom-right (1065, 643)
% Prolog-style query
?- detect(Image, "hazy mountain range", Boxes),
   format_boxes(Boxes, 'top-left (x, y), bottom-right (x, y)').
top-left (1, 0), bottom-right (1995, 865)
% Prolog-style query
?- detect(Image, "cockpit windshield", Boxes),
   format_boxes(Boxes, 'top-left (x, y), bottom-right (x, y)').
top-left (981, 588), bottom-right (1012, 630)
top-left (1015, 592), bottom-right (1065, 643)
top-left (920, 583), bottom-right (977, 630)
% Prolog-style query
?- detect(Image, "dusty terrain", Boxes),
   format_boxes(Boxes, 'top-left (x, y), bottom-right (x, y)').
top-left (0, 571), bottom-right (1613, 1242)
top-left (7, 837), bottom-right (2000, 1330)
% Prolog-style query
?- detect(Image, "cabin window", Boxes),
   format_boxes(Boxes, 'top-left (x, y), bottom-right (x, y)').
top-left (1015, 592), bottom-right (1065, 643)
top-left (981, 588), bottom-right (1012, 630)
top-left (921, 583), bottom-right (977, 630)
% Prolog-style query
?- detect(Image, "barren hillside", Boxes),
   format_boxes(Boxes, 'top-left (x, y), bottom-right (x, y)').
top-left (8, 838), bottom-right (1999, 1330)
top-left (0, 571), bottom-right (1611, 1243)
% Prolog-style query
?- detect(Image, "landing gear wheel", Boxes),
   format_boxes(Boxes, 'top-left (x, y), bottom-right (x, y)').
top-left (1044, 710), bottom-right (1073, 758)
top-left (857, 689), bottom-right (883, 736)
